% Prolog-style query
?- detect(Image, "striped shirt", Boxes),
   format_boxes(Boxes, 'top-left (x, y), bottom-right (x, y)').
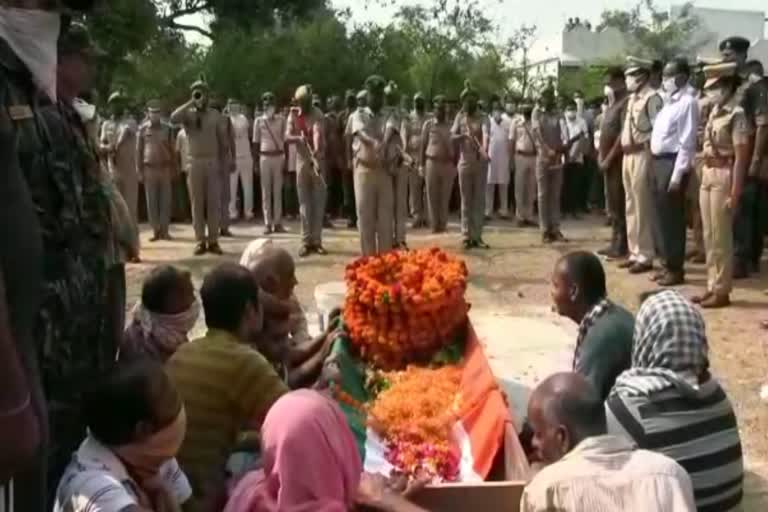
top-left (607, 379), bottom-right (743, 512)
top-left (521, 435), bottom-right (695, 511)
top-left (167, 329), bottom-right (288, 511)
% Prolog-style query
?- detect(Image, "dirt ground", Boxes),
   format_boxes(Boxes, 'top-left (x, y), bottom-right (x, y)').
top-left (126, 213), bottom-right (768, 508)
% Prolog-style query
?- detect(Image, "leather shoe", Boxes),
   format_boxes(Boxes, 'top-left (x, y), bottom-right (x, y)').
top-left (314, 245), bottom-right (328, 255)
top-left (551, 231), bottom-right (568, 242)
top-left (207, 243), bottom-right (223, 255)
top-left (597, 246), bottom-right (613, 256)
top-left (475, 239), bottom-right (491, 249)
top-left (273, 224), bottom-right (287, 233)
top-left (629, 262), bottom-right (653, 274)
top-left (194, 243), bottom-right (207, 256)
top-left (691, 291), bottom-right (713, 304)
top-left (617, 259), bottom-right (634, 269)
top-left (733, 261), bottom-right (750, 279)
top-left (298, 246), bottom-right (312, 258)
top-left (701, 294), bottom-right (730, 309)
top-left (462, 240), bottom-right (474, 250)
top-left (658, 272), bottom-right (684, 287)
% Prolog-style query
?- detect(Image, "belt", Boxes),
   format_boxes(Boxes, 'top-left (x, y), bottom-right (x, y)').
top-left (704, 156), bottom-right (734, 168)
top-left (261, 150), bottom-right (285, 157)
top-left (516, 150), bottom-right (537, 157)
top-left (653, 152), bottom-right (677, 160)
top-left (622, 143), bottom-right (647, 154)
top-left (426, 155), bottom-right (453, 163)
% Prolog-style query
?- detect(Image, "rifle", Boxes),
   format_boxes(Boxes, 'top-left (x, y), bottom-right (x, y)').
top-left (291, 107), bottom-right (326, 186)
top-left (463, 115), bottom-right (490, 162)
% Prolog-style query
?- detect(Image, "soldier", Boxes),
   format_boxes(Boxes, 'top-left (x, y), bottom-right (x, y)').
top-left (485, 93), bottom-right (513, 220)
top-left (137, 99), bottom-right (175, 241)
top-left (100, 89), bottom-right (139, 228)
top-left (618, 56), bottom-right (663, 274)
top-left (170, 76), bottom-right (229, 255)
top-left (253, 91), bottom-right (287, 235)
top-left (340, 89), bottom-right (358, 228)
top-left (719, 36), bottom-right (768, 278)
top-left (286, 85), bottom-right (327, 257)
top-left (346, 76), bottom-right (393, 255)
top-left (383, 81), bottom-right (409, 248)
top-left (402, 92), bottom-right (429, 228)
top-left (211, 97), bottom-right (236, 237)
top-left (687, 59), bottom-right (713, 265)
top-left (510, 101), bottom-right (538, 227)
top-left (693, 62), bottom-right (751, 309)
top-left (452, 80), bottom-right (490, 249)
top-left (532, 86), bottom-right (568, 244)
top-left (227, 98), bottom-right (255, 222)
top-left (420, 95), bottom-right (455, 233)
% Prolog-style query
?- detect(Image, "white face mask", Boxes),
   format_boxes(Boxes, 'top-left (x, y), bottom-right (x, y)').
top-left (662, 77), bottom-right (678, 95)
top-left (706, 88), bottom-right (726, 105)
top-left (625, 75), bottom-right (641, 93)
top-left (565, 110), bottom-right (577, 121)
top-left (149, 112), bottom-right (161, 124)
top-left (0, 7), bottom-right (61, 103)
top-left (748, 73), bottom-right (762, 85)
top-left (603, 85), bottom-right (615, 105)
top-left (71, 98), bottom-right (96, 123)
top-left (265, 106), bottom-right (276, 117)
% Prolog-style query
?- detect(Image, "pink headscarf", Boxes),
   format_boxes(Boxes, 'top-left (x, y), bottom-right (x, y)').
top-left (224, 390), bottom-right (362, 512)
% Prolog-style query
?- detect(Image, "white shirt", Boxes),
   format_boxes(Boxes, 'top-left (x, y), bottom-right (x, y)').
top-left (650, 85), bottom-right (699, 187)
top-left (54, 435), bottom-right (192, 512)
top-left (229, 113), bottom-right (253, 159)
top-left (564, 115), bottom-right (589, 163)
top-left (521, 435), bottom-right (696, 512)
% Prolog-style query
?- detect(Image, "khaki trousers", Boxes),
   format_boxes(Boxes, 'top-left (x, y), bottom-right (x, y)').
top-left (144, 169), bottom-right (172, 236)
top-left (622, 150), bottom-right (655, 263)
top-left (260, 155), bottom-right (284, 227)
top-left (688, 159), bottom-right (705, 254)
top-left (536, 159), bottom-right (563, 234)
top-left (394, 166), bottom-right (409, 244)
top-left (425, 159), bottom-right (455, 231)
top-left (114, 170), bottom-right (138, 226)
top-left (515, 155), bottom-right (536, 222)
top-left (355, 166), bottom-right (394, 256)
top-left (458, 159), bottom-right (487, 241)
top-left (700, 165), bottom-right (733, 296)
top-left (297, 162), bottom-right (326, 247)
top-left (409, 170), bottom-right (425, 222)
top-left (187, 157), bottom-right (221, 244)
top-left (229, 155), bottom-right (254, 219)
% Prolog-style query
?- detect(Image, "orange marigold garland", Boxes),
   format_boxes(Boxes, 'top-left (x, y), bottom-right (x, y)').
top-left (344, 248), bottom-right (469, 370)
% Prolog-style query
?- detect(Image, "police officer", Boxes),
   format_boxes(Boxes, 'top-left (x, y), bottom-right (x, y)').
top-left (346, 76), bottom-right (392, 255)
top-left (170, 76), bottom-right (228, 255)
top-left (340, 89), bottom-right (358, 228)
top-left (227, 97), bottom-right (255, 222)
top-left (420, 95), bottom-right (455, 233)
top-left (619, 56), bottom-right (663, 274)
top-left (402, 92), bottom-right (429, 228)
top-left (211, 96), bottom-right (236, 237)
top-left (100, 89), bottom-right (139, 227)
top-left (137, 99), bottom-right (175, 241)
top-left (383, 81), bottom-right (409, 248)
top-left (719, 36), bottom-right (768, 278)
top-left (253, 91), bottom-right (287, 234)
top-left (693, 62), bottom-right (750, 309)
top-left (452, 80), bottom-right (490, 249)
top-left (287, 85), bottom-right (327, 257)
top-left (510, 101), bottom-right (538, 227)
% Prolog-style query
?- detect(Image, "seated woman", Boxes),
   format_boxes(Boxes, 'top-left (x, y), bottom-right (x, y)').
top-left (225, 389), bottom-right (427, 512)
top-left (120, 265), bottom-right (199, 363)
top-left (607, 290), bottom-right (743, 512)
top-left (53, 359), bottom-right (190, 512)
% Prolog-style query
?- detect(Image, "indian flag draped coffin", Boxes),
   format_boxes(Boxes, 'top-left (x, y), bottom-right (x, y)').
top-left (330, 249), bottom-right (510, 482)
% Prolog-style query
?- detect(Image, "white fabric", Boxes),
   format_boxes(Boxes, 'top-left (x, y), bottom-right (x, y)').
top-left (229, 156), bottom-right (255, 219)
top-left (0, 7), bottom-right (60, 103)
top-left (650, 85), bottom-right (699, 187)
top-left (486, 115), bottom-right (512, 184)
top-left (53, 436), bottom-right (191, 512)
top-left (230, 114), bottom-right (253, 159)
top-left (564, 115), bottom-right (589, 163)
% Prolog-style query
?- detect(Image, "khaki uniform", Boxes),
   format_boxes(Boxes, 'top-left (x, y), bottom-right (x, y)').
top-left (533, 111), bottom-right (566, 234)
top-left (621, 85), bottom-right (663, 263)
top-left (385, 106), bottom-right (408, 245)
top-left (690, 95), bottom-right (713, 255)
top-left (287, 106), bottom-right (326, 248)
top-left (228, 113), bottom-right (254, 220)
top-left (219, 116), bottom-right (235, 231)
top-left (101, 117), bottom-right (138, 223)
top-left (137, 121), bottom-right (174, 237)
top-left (347, 108), bottom-right (393, 255)
top-left (599, 94), bottom-right (631, 255)
top-left (253, 113), bottom-right (287, 228)
top-left (402, 111), bottom-right (428, 224)
top-left (452, 111), bottom-right (489, 242)
top-left (421, 118), bottom-right (456, 232)
top-left (700, 98), bottom-right (750, 296)
top-left (510, 117), bottom-right (538, 223)
top-left (169, 105), bottom-right (228, 245)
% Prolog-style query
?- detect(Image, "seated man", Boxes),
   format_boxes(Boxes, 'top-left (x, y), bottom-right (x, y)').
top-left (120, 265), bottom-right (199, 363)
top-left (551, 251), bottom-right (633, 400)
top-left (167, 263), bottom-right (288, 512)
top-left (521, 372), bottom-right (695, 511)
top-left (54, 360), bottom-right (190, 512)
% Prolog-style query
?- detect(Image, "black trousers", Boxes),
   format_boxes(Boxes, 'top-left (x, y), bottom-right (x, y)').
top-left (342, 170), bottom-right (357, 223)
top-left (562, 161), bottom-right (587, 214)
top-left (650, 154), bottom-right (686, 273)
top-left (605, 162), bottom-right (628, 255)
top-left (733, 178), bottom-right (766, 269)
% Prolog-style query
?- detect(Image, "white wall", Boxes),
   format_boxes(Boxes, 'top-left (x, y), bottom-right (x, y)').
top-left (560, 26), bottom-right (627, 64)
top-left (678, 6), bottom-right (767, 59)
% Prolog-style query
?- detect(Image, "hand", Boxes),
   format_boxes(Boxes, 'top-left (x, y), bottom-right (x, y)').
top-left (667, 179), bottom-right (682, 194)
top-left (725, 193), bottom-right (739, 211)
top-left (749, 159), bottom-right (761, 178)
top-left (418, 165), bottom-right (425, 178)
top-left (387, 472), bottom-right (429, 498)
top-left (357, 473), bottom-right (392, 508)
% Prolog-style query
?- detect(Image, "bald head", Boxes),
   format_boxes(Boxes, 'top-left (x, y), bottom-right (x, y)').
top-left (528, 373), bottom-right (606, 464)
top-left (250, 247), bottom-right (297, 300)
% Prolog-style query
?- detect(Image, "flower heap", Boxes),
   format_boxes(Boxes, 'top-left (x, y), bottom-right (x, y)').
top-left (344, 248), bottom-right (469, 370)
top-left (368, 365), bottom-right (462, 481)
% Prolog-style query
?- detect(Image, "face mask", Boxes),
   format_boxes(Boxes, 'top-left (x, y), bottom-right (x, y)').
top-left (706, 88), bottom-right (726, 105)
top-left (71, 97), bottom-right (96, 123)
top-left (662, 77), bottom-right (678, 95)
top-left (749, 73), bottom-right (763, 85)
top-left (603, 85), bottom-right (615, 105)
top-left (625, 75), bottom-right (640, 93)
top-left (265, 106), bottom-right (276, 117)
top-left (505, 103), bottom-right (515, 115)
top-left (0, 8), bottom-right (61, 103)
top-left (148, 112), bottom-right (161, 124)
top-left (574, 97), bottom-right (584, 108)
top-left (565, 110), bottom-right (576, 121)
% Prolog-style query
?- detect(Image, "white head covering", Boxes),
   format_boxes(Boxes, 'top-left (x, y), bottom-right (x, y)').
top-left (240, 238), bottom-right (274, 271)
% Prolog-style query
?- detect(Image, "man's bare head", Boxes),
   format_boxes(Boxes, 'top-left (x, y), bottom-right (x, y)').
top-left (250, 246), bottom-right (297, 300)
top-left (527, 372), bottom-right (606, 465)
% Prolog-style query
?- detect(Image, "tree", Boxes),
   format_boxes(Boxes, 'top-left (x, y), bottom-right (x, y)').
top-left (504, 24), bottom-right (539, 99)
top-left (596, 0), bottom-right (704, 60)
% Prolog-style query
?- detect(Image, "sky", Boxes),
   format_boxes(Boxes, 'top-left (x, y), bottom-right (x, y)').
top-left (184, 0), bottom-right (768, 60)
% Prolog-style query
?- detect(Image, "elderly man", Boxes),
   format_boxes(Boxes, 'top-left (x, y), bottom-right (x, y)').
top-left (619, 57), bottom-right (664, 274)
top-left (137, 99), bottom-right (175, 241)
top-left (550, 251), bottom-right (633, 400)
top-left (382, 81), bottom-right (410, 248)
top-left (510, 102), bottom-right (538, 227)
top-left (170, 76), bottom-right (229, 255)
top-left (649, 58), bottom-right (698, 286)
top-left (227, 98), bottom-right (255, 222)
top-left (485, 94), bottom-right (513, 220)
top-left (286, 85), bottom-right (327, 257)
top-left (101, 90), bottom-right (139, 228)
top-left (402, 92), bottom-right (429, 228)
top-left (253, 92), bottom-right (287, 235)
top-left (521, 372), bottom-right (696, 511)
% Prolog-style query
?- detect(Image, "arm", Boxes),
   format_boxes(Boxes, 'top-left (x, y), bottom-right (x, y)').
top-left (750, 86), bottom-right (768, 176)
top-left (482, 118), bottom-right (490, 153)
top-left (669, 97), bottom-right (699, 190)
top-left (136, 126), bottom-right (145, 181)
top-left (169, 100), bottom-right (194, 125)
top-left (400, 118), bottom-right (409, 149)
top-left (730, 112), bottom-right (751, 211)
top-left (450, 113), bottom-right (465, 143)
top-left (252, 118), bottom-right (261, 162)
top-left (284, 112), bottom-right (303, 145)
top-left (233, 352), bottom-right (289, 429)
top-left (419, 121), bottom-right (429, 170)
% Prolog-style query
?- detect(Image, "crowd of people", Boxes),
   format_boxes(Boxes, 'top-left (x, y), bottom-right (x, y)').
top-left (0, 0), bottom-right (765, 511)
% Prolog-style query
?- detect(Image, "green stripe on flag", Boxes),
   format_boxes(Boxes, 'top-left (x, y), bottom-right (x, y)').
top-left (330, 336), bottom-right (370, 460)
